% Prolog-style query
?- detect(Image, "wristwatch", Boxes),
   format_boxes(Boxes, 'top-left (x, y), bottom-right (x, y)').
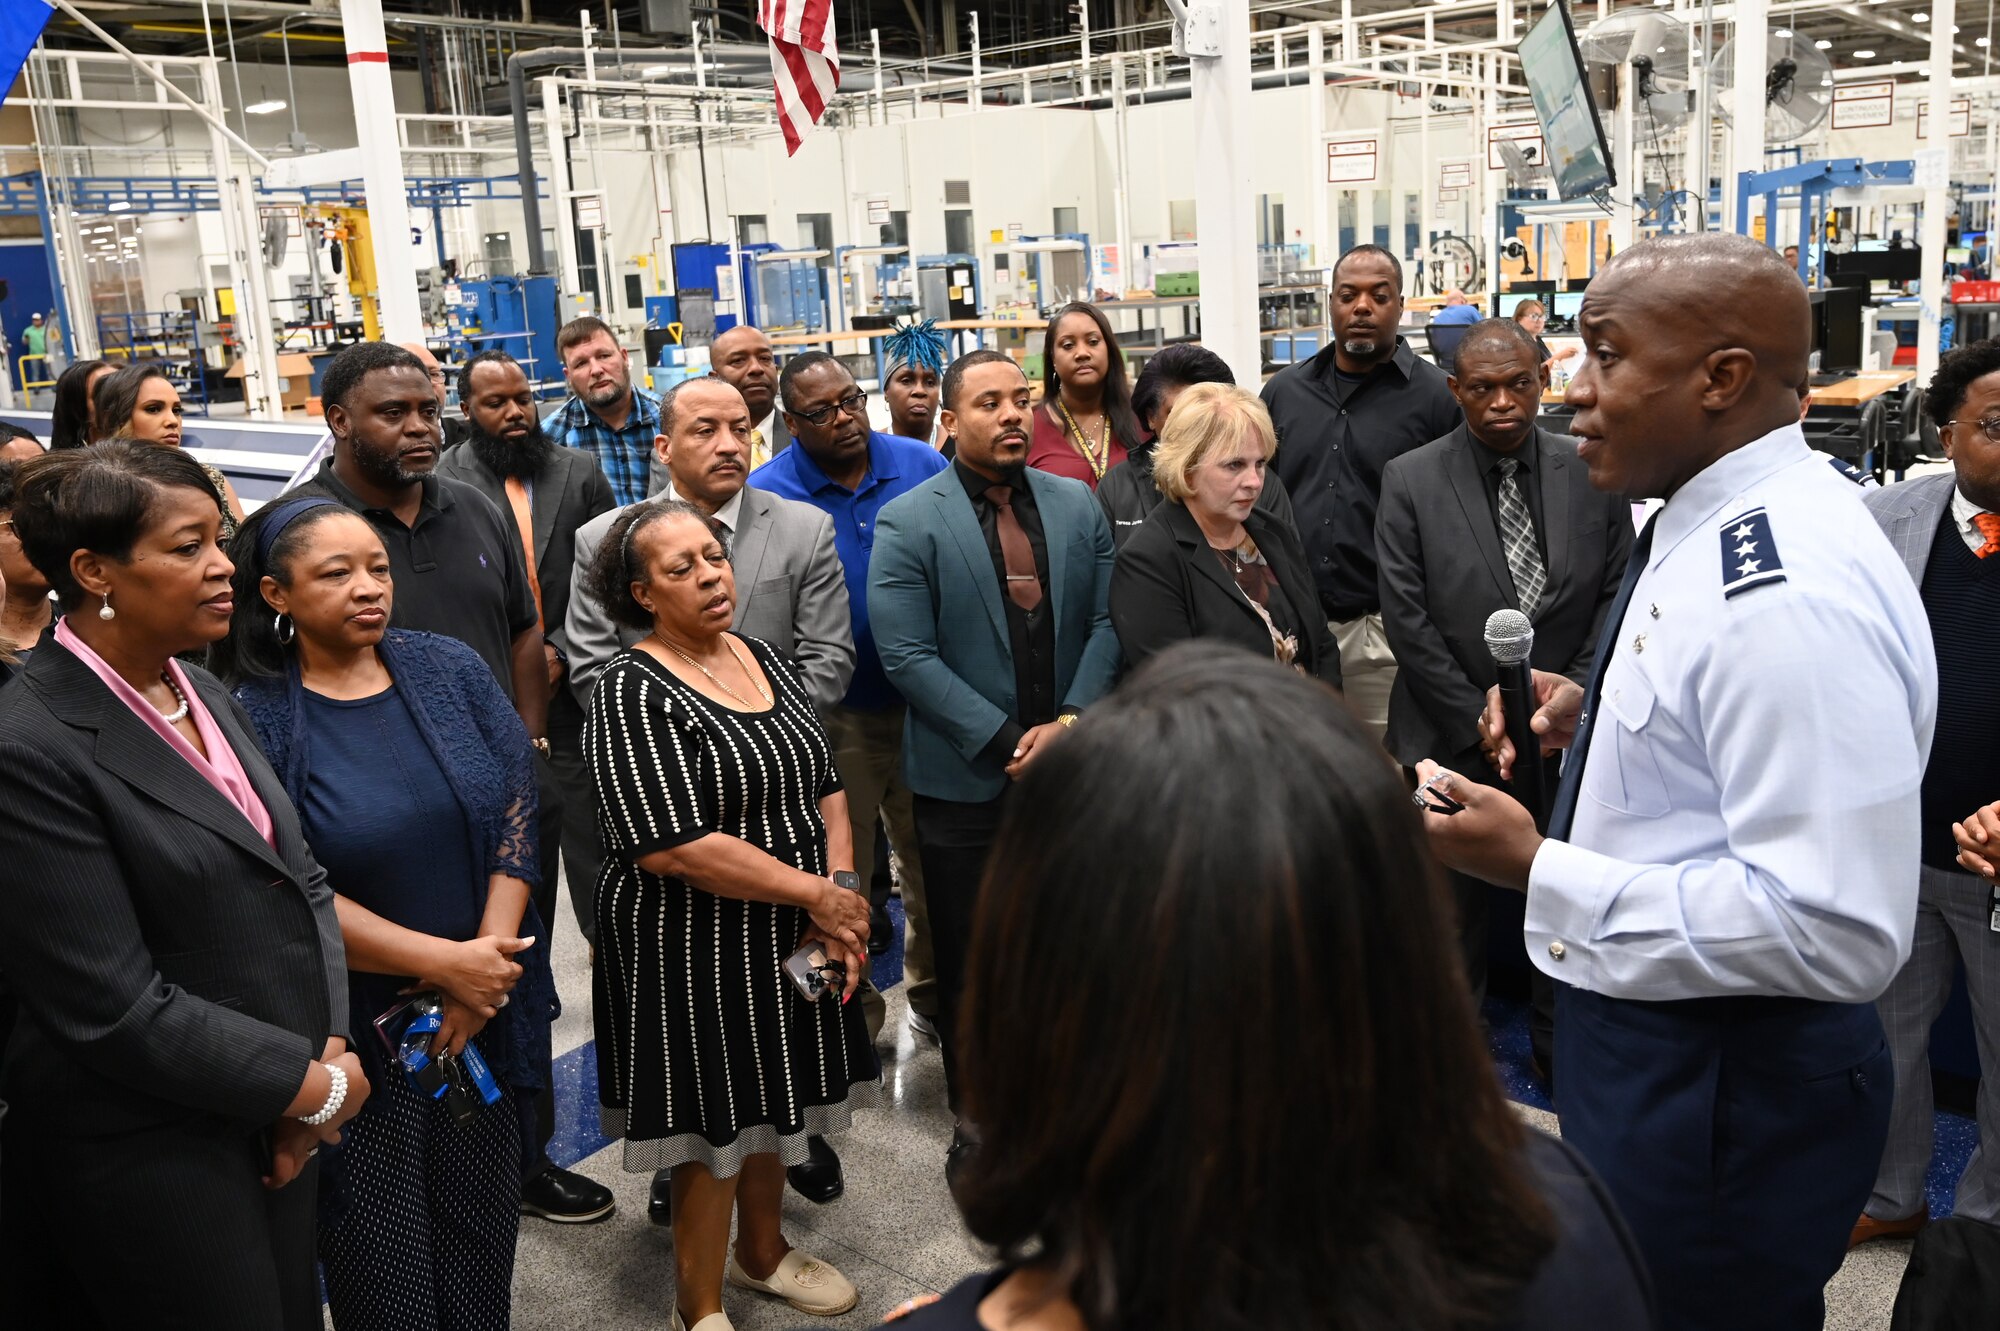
top-left (831, 870), bottom-right (861, 893)
top-left (530, 737), bottom-right (551, 758)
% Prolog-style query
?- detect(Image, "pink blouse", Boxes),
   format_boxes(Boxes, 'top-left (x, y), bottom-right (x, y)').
top-left (55, 617), bottom-right (277, 849)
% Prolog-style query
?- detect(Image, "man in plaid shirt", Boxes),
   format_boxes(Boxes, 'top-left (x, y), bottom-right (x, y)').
top-left (544, 315), bottom-right (661, 507)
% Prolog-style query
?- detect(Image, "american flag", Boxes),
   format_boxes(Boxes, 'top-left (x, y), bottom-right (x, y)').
top-left (758, 0), bottom-right (841, 156)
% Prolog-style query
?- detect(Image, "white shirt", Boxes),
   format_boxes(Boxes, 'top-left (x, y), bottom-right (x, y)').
top-left (1950, 486), bottom-right (1995, 555)
top-left (1526, 423), bottom-right (1938, 1003)
top-left (667, 481), bottom-right (746, 537)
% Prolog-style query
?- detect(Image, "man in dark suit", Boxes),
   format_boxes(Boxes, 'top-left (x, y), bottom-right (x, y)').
top-left (1376, 317), bottom-right (1632, 1070)
top-left (869, 349), bottom-right (1122, 1177)
top-left (439, 349), bottom-right (616, 944)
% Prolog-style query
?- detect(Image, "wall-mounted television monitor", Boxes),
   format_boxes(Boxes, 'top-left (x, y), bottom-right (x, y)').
top-left (1518, 2), bottom-right (1616, 201)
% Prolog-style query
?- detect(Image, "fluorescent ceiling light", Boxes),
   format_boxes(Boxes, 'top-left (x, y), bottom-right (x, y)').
top-left (1816, 39), bottom-right (1833, 48)
top-left (1982, 36), bottom-right (1993, 45)
top-left (643, 65), bottom-right (674, 77)
top-left (107, 200), bottom-right (132, 212)
top-left (89, 225), bottom-right (114, 234)
top-left (1775, 27), bottom-right (1792, 37)
top-left (1853, 49), bottom-right (1876, 58)
top-left (245, 99), bottom-right (287, 115)
top-left (1913, 10), bottom-right (1929, 19)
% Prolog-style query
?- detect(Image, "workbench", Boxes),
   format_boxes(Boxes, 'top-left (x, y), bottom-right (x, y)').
top-left (1804, 369), bottom-right (1918, 481)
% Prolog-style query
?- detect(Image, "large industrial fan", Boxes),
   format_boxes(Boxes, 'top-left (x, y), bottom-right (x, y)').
top-left (1579, 8), bottom-right (1696, 149)
top-left (1713, 27), bottom-right (1835, 142)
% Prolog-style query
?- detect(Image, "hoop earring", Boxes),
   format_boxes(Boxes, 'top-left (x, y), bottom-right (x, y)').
top-left (274, 612), bottom-right (295, 646)
top-left (97, 592), bottom-right (115, 622)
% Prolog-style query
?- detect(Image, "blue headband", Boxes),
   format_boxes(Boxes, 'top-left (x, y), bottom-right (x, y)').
top-left (883, 318), bottom-right (945, 376)
top-left (256, 496), bottom-right (343, 567)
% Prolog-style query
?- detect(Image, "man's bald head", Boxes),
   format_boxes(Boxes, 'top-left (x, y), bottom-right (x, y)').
top-left (398, 341), bottom-right (449, 404)
top-left (1567, 234), bottom-right (1814, 499)
top-left (710, 324), bottom-right (777, 421)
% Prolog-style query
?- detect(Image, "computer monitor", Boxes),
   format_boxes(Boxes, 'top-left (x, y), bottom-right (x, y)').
top-left (1827, 248), bottom-right (1922, 284)
top-left (1518, 3), bottom-right (1616, 201)
top-left (1547, 291), bottom-right (1586, 330)
top-left (1811, 286), bottom-right (1865, 375)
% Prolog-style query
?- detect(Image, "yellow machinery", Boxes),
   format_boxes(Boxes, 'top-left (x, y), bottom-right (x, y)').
top-left (318, 205), bottom-right (382, 342)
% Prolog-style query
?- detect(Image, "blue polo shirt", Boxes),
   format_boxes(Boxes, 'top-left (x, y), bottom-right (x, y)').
top-left (750, 430), bottom-right (948, 710)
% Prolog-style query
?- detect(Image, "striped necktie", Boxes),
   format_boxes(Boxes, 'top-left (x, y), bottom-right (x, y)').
top-left (1497, 457), bottom-right (1547, 618)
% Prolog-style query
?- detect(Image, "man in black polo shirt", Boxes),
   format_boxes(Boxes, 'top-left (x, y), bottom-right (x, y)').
top-left (284, 342), bottom-right (616, 1224)
top-left (1261, 244), bottom-right (1461, 743)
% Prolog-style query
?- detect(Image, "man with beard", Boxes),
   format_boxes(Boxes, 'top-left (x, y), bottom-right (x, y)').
top-left (285, 345), bottom-right (618, 1224)
top-left (868, 349), bottom-right (1121, 1182)
top-left (1261, 244), bottom-right (1461, 744)
top-left (545, 316), bottom-right (660, 508)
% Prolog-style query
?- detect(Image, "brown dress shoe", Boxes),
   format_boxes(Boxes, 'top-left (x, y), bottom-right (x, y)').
top-left (1849, 1207), bottom-right (1929, 1249)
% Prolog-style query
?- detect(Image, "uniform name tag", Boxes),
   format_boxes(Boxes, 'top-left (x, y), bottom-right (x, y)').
top-left (1720, 508), bottom-right (1787, 599)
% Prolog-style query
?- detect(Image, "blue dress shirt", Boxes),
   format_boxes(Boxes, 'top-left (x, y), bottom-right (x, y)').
top-left (750, 430), bottom-right (948, 710)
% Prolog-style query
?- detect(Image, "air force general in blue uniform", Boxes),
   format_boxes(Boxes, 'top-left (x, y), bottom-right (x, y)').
top-left (1533, 422), bottom-right (1933, 1328)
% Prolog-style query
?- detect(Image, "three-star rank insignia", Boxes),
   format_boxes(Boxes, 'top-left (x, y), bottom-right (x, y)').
top-left (1720, 508), bottom-right (1786, 599)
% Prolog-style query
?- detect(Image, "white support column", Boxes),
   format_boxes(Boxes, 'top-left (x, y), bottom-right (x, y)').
top-left (1728, 0), bottom-right (1768, 232)
top-left (1610, 63), bottom-right (1639, 252)
top-left (1308, 25), bottom-right (1330, 265)
top-left (1683, 0), bottom-right (1708, 232)
top-left (1184, 2), bottom-right (1259, 389)
top-left (541, 76), bottom-right (583, 303)
top-left (198, 59), bottom-right (280, 418)
top-left (341, 0), bottom-right (421, 341)
top-left (969, 12), bottom-right (982, 111)
top-left (1919, 0), bottom-right (1955, 383)
top-left (1111, 55), bottom-right (1133, 295)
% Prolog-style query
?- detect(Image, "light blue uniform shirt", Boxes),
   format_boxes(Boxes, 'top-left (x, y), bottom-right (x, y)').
top-left (1527, 423), bottom-right (1937, 1003)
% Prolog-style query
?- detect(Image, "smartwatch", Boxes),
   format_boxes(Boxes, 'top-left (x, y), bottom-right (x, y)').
top-left (831, 870), bottom-right (861, 893)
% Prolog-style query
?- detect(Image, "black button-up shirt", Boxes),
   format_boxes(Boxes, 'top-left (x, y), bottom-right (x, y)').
top-left (1262, 337), bottom-right (1462, 620)
top-left (954, 460), bottom-right (1058, 762)
top-left (286, 460), bottom-right (538, 699)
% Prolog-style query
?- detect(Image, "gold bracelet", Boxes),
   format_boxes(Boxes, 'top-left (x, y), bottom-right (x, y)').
top-left (1056, 713), bottom-right (1078, 728)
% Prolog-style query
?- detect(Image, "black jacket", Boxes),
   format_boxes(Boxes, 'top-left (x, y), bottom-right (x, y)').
top-left (1110, 501), bottom-right (1341, 687)
top-left (1097, 440), bottom-right (1301, 551)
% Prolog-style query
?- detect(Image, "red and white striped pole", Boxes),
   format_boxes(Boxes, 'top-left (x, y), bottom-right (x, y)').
top-left (341, 0), bottom-right (422, 341)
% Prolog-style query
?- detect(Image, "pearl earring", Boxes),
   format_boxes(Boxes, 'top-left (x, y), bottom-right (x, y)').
top-left (98, 593), bottom-right (115, 622)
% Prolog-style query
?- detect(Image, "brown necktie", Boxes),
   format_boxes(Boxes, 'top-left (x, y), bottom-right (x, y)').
top-left (986, 485), bottom-right (1043, 611)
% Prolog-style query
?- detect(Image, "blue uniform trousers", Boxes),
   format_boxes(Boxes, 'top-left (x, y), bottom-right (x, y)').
top-left (1556, 986), bottom-right (1892, 1331)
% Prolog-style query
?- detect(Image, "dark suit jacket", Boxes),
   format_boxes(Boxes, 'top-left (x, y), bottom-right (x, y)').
top-left (0, 639), bottom-right (346, 1139)
top-left (1110, 502), bottom-right (1341, 686)
top-left (437, 440), bottom-right (617, 658)
top-left (870, 466), bottom-right (1122, 803)
top-left (1375, 423), bottom-right (1633, 767)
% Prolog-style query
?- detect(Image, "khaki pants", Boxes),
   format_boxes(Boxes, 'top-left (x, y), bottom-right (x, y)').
top-left (819, 702), bottom-right (934, 1041)
top-left (1332, 612), bottom-right (1397, 745)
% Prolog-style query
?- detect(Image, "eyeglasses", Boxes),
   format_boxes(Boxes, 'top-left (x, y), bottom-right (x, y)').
top-left (1947, 418), bottom-right (2000, 443)
top-left (793, 390), bottom-right (867, 428)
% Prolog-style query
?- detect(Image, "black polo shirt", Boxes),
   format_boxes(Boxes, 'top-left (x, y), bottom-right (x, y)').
top-left (1262, 337), bottom-right (1461, 620)
top-left (285, 460), bottom-right (538, 700)
top-left (953, 460), bottom-right (1058, 763)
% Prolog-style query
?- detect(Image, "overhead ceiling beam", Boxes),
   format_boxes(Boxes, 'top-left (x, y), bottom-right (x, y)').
top-left (1825, 3), bottom-right (1971, 57)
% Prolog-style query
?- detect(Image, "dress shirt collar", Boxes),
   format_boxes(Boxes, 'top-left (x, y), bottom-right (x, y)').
top-left (1470, 426), bottom-right (1538, 478)
top-left (1648, 422), bottom-right (1810, 568)
top-left (789, 432), bottom-right (902, 496)
top-left (954, 458), bottom-right (1029, 502)
top-left (575, 385), bottom-right (660, 433)
top-left (310, 457), bottom-right (446, 520)
top-left (1951, 484), bottom-right (1994, 554)
top-left (666, 481), bottom-right (747, 534)
top-left (1311, 334), bottom-right (1418, 385)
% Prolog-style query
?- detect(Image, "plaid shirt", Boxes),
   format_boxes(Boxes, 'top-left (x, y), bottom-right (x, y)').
top-left (544, 386), bottom-right (661, 507)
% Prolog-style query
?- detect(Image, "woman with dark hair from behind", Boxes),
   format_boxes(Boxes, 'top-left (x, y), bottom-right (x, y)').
top-left (1027, 302), bottom-right (1143, 490)
top-left (879, 642), bottom-right (1655, 1331)
top-left (1097, 343), bottom-right (1298, 549)
top-left (215, 497), bottom-right (555, 1329)
top-left (48, 357), bottom-right (113, 451)
top-left (0, 442), bottom-right (364, 1328)
top-left (95, 360), bottom-right (246, 540)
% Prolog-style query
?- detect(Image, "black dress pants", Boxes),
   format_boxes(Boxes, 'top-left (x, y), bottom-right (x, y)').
top-left (528, 748), bottom-right (565, 1175)
top-left (912, 790), bottom-right (1010, 1109)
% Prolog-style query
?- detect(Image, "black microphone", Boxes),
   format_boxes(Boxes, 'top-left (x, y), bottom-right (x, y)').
top-left (1485, 609), bottom-right (1548, 826)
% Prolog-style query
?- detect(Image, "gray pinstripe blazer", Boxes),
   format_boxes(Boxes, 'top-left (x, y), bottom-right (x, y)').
top-left (1864, 471), bottom-right (1958, 583)
top-left (0, 637), bottom-right (346, 1139)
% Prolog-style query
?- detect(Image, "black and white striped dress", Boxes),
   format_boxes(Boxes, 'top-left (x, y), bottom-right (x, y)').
top-left (585, 636), bottom-right (880, 1177)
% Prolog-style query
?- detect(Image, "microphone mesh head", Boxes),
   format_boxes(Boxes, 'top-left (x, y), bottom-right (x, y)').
top-left (1484, 608), bottom-right (1535, 664)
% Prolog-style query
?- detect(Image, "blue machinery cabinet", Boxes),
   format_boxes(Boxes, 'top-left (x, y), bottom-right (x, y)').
top-left (446, 275), bottom-right (561, 394)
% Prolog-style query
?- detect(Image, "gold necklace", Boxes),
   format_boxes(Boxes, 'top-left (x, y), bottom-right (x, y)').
top-left (653, 633), bottom-right (773, 710)
top-left (1055, 399), bottom-right (1110, 481)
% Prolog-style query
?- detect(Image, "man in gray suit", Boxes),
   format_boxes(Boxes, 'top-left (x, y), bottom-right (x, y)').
top-left (869, 349), bottom-right (1121, 1177)
top-left (565, 374), bottom-right (855, 1216)
top-left (1375, 318), bottom-right (1633, 1073)
top-left (1854, 342), bottom-right (2000, 1248)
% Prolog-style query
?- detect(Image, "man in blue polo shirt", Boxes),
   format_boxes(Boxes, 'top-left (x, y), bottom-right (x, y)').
top-left (752, 351), bottom-right (949, 1043)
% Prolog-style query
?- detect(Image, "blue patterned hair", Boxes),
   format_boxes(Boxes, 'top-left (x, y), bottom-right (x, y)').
top-left (883, 318), bottom-right (946, 377)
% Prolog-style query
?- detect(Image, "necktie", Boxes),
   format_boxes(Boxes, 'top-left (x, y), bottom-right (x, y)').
top-left (1975, 512), bottom-right (2000, 558)
top-left (986, 485), bottom-right (1044, 612)
top-left (1547, 511), bottom-right (1659, 841)
top-left (502, 474), bottom-right (545, 628)
top-left (750, 428), bottom-right (770, 469)
top-left (1497, 457), bottom-right (1547, 618)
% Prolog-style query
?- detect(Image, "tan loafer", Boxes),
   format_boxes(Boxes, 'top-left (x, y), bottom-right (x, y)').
top-left (669, 1309), bottom-right (734, 1331)
top-left (726, 1249), bottom-right (859, 1316)
top-left (1849, 1207), bottom-right (1928, 1249)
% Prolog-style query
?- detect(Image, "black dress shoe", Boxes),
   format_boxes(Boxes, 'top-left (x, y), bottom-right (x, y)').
top-left (520, 1165), bottom-right (616, 1223)
top-left (786, 1136), bottom-right (843, 1204)
top-left (648, 1168), bottom-right (673, 1225)
top-left (869, 901), bottom-right (892, 955)
top-left (945, 1123), bottom-right (979, 1194)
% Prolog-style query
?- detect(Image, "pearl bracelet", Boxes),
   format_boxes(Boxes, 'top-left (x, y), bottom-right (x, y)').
top-left (296, 1061), bottom-right (347, 1127)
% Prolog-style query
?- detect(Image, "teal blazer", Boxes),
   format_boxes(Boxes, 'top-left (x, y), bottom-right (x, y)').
top-left (869, 466), bottom-right (1121, 802)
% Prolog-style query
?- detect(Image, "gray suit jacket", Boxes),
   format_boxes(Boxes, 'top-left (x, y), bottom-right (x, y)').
top-left (1376, 423), bottom-right (1634, 766)
top-left (1864, 471), bottom-right (1957, 583)
top-left (868, 465), bottom-right (1122, 803)
top-left (437, 442), bottom-right (617, 656)
top-left (565, 485), bottom-right (855, 710)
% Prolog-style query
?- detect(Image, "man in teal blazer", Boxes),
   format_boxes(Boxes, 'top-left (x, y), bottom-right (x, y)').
top-left (868, 349), bottom-right (1120, 1171)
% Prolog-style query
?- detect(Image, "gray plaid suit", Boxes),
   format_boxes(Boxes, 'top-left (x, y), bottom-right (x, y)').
top-left (1862, 471), bottom-right (2000, 1224)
